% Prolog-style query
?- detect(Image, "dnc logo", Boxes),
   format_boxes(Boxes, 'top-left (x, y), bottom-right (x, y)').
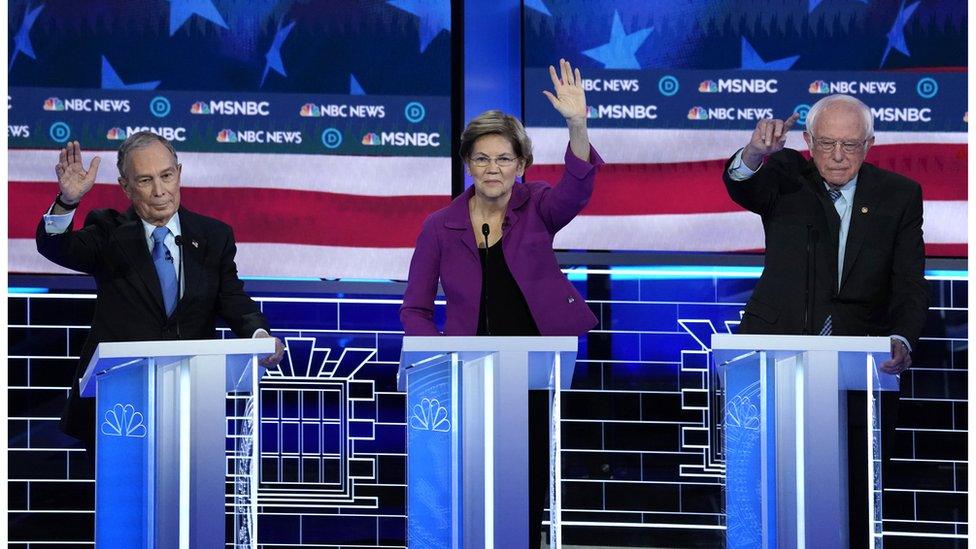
top-left (362, 132), bottom-right (380, 145)
top-left (699, 80), bottom-right (719, 93)
top-left (687, 106), bottom-right (708, 120)
top-left (44, 97), bottom-right (65, 111)
top-left (300, 103), bottom-right (321, 117)
top-left (106, 127), bottom-right (127, 140)
top-left (190, 101), bottom-right (212, 114)
top-left (809, 80), bottom-right (830, 94)
top-left (217, 129), bottom-right (239, 143)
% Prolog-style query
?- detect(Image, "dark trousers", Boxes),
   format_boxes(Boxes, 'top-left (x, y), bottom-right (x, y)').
top-left (847, 391), bottom-right (899, 548)
top-left (528, 390), bottom-right (551, 549)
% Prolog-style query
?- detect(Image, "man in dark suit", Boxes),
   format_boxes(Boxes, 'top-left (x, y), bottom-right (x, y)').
top-left (723, 95), bottom-right (928, 546)
top-left (36, 132), bottom-right (285, 466)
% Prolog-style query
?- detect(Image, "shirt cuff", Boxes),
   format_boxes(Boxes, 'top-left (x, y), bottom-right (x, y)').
top-left (252, 328), bottom-right (270, 338)
top-left (727, 148), bottom-right (761, 181)
top-left (43, 207), bottom-right (76, 234)
top-left (891, 335), bottom-right (912, 354)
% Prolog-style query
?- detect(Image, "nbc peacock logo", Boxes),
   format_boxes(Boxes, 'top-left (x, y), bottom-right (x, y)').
top-left (586, 105), bottom-right (598, 119)
top-left (106, 127), bottom-right (127, 140)
top-left (190, 101), bottom-right (212, 115)
top-left (43, 97), bottom-right (65, 111)
top-left (217, 129), bottom-right (239, 143)
top-left (698, 80), bottom-right (718, 93)
top-left (300, 103), bottom-right (321, 117)
top-left (808, 80), bottom-right (829, 94)
top-left (361, 132), bottom-right (380, 145)
top-left (687, 106), bottom-right (708, 120)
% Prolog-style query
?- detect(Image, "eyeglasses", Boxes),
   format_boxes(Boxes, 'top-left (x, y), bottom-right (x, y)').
top-left (470, 155), bottom-right (518, 168)
top-left (810, 136), bottom-right (869, 154)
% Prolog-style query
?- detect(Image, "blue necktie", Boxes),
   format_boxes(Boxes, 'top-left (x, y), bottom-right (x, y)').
top-left (820, 188), bottom-right (843, 335)
top-left (152, 226), bottom-right (178, 316)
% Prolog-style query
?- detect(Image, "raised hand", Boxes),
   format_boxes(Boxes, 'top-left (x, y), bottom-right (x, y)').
top-left (55, 141), bottom-right (101, 204)
top-left (741, 112), bottom-right (800, 169)
top-left (543, 58), bottom-right (587, 122)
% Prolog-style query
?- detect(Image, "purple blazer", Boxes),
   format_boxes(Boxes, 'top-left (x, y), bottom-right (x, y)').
top-left (401, 144), bottom-right (603, 336)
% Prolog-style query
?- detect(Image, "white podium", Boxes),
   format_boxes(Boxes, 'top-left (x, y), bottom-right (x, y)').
top-left (711, 334), bottom-right (899, 548)
top-left (398, 336), bottom-right (579, 549)
top-left (80, 338), bottom-right (274, 548)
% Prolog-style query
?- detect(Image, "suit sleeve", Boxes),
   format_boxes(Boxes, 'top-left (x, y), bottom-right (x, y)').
top-left (35, 209), bottom-right (108, 274)
top-left (400, 216), bottom-right (442, 336)
top-left (723, 148), bottom-right (805, 217)
top-left (214, 226), bottom-right (270, 338)
top-left (535, 144), bottom-right (604, 233)
top-left (888, 183), bottom-right (929, 348)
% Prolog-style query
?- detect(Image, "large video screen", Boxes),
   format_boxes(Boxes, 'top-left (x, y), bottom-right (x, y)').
top-left (9, 0), bottom-right (453, 279)
top-left (523, 0), bottom-right (966, 257)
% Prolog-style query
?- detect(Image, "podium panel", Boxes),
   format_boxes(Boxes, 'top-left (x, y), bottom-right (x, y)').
top-left (82, 338), bottom-right (274, 549)
top-left (712, 334), bottom-right (898, 549)
top-left (399, 336), bottom-right (578, 549)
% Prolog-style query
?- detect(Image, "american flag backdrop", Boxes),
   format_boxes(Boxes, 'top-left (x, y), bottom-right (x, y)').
top-left (523, 0), bottom-right (967, 258)
top-left (8, 0), bottom-right (453, 280)
top-left (8, 0), bottom-right (967, 282)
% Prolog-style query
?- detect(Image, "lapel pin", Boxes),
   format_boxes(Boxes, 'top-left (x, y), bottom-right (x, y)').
top-left (191, 240), bottom-right (199, 248)
top-left (861, 207), bottom-right (868, 214)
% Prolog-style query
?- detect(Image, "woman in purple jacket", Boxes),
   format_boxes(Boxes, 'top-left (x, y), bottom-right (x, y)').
top-left (400, 58), bottom-right (602, 547)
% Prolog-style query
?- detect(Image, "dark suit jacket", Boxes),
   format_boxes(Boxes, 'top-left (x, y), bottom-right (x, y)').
top-left (723, 148), bottom-right (928, 347)
top-left (36, 206), bottom-right (269, 446)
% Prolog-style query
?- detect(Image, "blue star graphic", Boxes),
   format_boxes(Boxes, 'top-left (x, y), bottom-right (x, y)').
top-left (525, 0), bottom-right (551, 16)
top-left (388, 0), bottom-right (451, 53)
top-left (582, 10), bottom-right (651, 70)
top-left (9, 3), bottom-right (44, 72)
top-left (740, 38), bottom-right (799, 70)
top-left (880, 0), bottom-right (919, 67)
top-left (350, 74), bottom-right (366, 95)
top-left (261, 20), bottom-right (295, 87)
top-left (168, 0), bottom-right (229, 36)
top-left (809, 0), bottom-right (869, 13)
top-left (101, 56), bottom-right (160, 90)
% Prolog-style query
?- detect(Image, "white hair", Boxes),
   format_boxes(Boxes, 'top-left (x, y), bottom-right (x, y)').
top-left (804, 94), bottom-right (874, 138)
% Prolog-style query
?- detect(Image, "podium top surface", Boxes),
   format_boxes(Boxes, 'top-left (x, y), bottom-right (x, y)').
top-left (80, 338), bottom-right (275, 397)
top-left (401, 335), bottom-right (579, 353)
top-left (711, 334), bottom-right (890, 353)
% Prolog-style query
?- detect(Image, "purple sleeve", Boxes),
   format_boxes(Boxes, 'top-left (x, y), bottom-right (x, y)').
top-left (399, 216), bottom-right (442, 336)
top-left (536, 143), bottom-right (604, 233)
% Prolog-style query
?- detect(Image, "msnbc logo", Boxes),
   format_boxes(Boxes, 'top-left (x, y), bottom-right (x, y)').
top-left (809, 80), bottom-right (830, 94)
top-left (362, 132), bottom-right (380, 145)
top-left (687, 106), bottom-right (708, 120)
top-left (217, 129), bottom-right (239, 143)
top-left (106, 127), bottom-right (127, 140)
top-left (44, 97), bottom-right (65, 111)
top-left (190, 102), bottom-right (212, 115)
top-left (698, 80), bottom-right (718, 93)
top-left (300, 103), bottom-right (321, 117)
top-left (586, 106), bottom-right (598, 119)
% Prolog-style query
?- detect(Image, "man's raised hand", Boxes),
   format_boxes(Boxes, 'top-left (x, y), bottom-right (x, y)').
top-left (741, 112), bottom-right (800, 170)
top-left (55, 141), bottom-right (100, 204)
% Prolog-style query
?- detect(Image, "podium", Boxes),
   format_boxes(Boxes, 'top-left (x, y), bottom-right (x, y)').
top-left (711, 334), bottom-right (899, 548)
top-left (80, 338), bottom-right (275, 548)
top-left (398, 336), bottom-right (579, 549)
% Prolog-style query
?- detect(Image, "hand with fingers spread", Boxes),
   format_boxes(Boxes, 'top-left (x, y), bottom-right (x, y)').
top-left (543, 58), bottom-right (587, 122)
top-left (55, 141), bottom-right (101, 205)
top-left (543, 58), bottom-right (590, 161)
top-left (741, 112), bottom-right (800, 171)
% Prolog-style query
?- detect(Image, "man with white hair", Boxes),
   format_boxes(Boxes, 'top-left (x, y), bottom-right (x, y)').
top-left (723, 94), bottom-right (928, 545)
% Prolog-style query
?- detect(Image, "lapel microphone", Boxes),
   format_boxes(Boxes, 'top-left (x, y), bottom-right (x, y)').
top-left (481, 223), bottom-right (491, 336)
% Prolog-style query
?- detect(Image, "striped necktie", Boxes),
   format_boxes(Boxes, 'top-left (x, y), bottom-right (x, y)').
top-left (820, 188), bottom-right (843, 335)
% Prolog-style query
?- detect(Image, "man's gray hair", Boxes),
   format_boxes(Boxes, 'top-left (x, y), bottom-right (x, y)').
top-left (116, 131), bottom-right (178, 178)
top-left (804, 94), bottom-right (874, 138)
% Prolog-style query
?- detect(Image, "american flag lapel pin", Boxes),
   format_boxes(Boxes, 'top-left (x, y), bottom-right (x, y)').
top-left (191, 240), bottom-right (199, 248)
